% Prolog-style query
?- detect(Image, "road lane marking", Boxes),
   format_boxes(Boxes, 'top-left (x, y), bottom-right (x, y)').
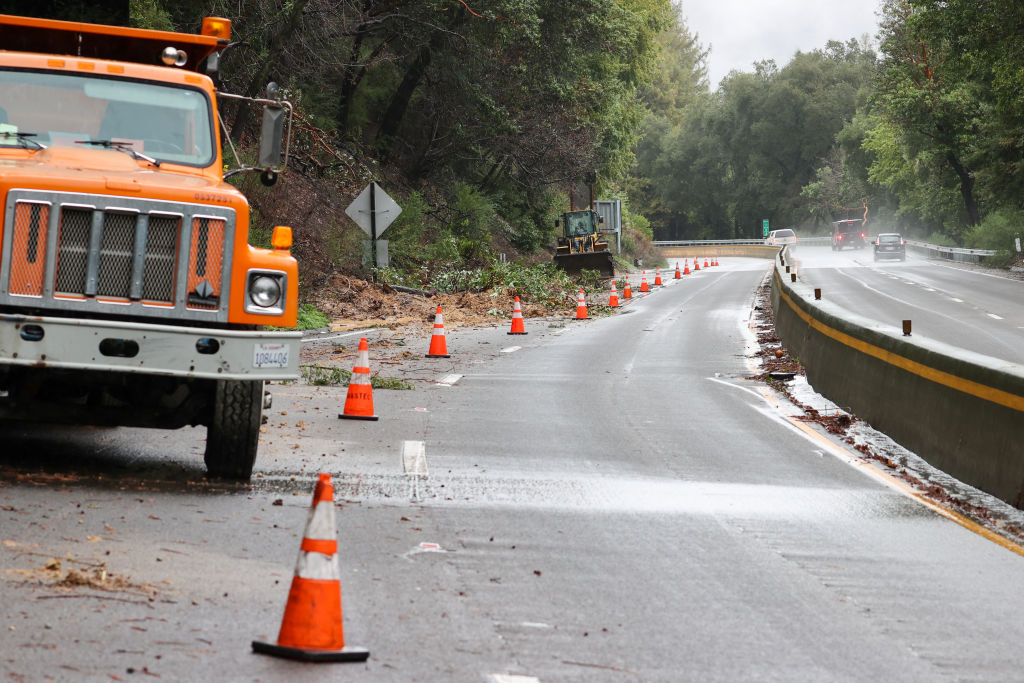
top-left (988, 313), bottom-right (1003, 320)
top-left (300, 329), bottom-right (367, 344)
top-left (950, 298), bottom-right (964, 303)
top-left (491, 676), bottom-right (540, 683)
top-left (500, 346), bottom-right (521, 353)
top-left (437, 374), bottom-right (462, 386)
top-left (402, 440), bottom-right (428, 475)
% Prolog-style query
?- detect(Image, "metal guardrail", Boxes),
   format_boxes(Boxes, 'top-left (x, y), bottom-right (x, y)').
top-left (656, 237), bottom-right (998, 263)
top-left (905, 240), bottom-right (996, 263)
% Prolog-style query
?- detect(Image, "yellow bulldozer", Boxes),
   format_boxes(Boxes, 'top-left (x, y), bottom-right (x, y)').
top-left (553, 209), bottom-right (615, 277)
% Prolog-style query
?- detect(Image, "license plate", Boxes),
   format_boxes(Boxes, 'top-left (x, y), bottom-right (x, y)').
top-left (254, 343), bottom-right (290, 368)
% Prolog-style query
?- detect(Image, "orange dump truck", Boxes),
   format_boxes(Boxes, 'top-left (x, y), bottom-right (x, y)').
top-left (0, 14), bottom-right (300, 479)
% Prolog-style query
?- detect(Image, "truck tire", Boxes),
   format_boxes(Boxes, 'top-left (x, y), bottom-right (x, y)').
top-left (205, 379), bottom-right (263, 480)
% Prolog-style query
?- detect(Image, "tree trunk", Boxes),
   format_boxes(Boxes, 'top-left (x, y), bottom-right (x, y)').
top-left (374, 43), bottom-right (433, 160)
top-left (946, 152), bottom-right (980, 226)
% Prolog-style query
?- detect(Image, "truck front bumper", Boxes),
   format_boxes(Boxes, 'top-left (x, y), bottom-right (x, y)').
top-left (0, 313), bottom-right (301, 381)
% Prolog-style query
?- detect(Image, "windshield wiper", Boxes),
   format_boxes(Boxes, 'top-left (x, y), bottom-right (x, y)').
top-left (75, 139), bottom-right (160, 167)
top-left (0, 131), bottom-right (46, 150)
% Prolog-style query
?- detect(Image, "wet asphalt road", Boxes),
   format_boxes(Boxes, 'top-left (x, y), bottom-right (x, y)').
top-left (4, 259), bottom-right (1024, 681)
top-left (792, 245), bottom-right (1024, 364)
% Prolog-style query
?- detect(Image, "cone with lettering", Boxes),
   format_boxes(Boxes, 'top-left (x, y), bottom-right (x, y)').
top-left (426, 305), bottom-right (450, 358)
top-left (508, 296), bottom-right (527, 335)
top-left (252, 474), bottom-right (369, 663)
top-left (639, 271), bottom-right (650, 292)
top-left (674, 262), bottom-right (681, 279)
top-left (653, 268), bottom-right (663, 287)
top-left (338, 338), bottom-right (378, 421)
top-left (574, 288), bottom-right (589, 320)
top-left (622, 275), bottom-right (633, 299)
top-left (608, 281), bottom-right (620, 308)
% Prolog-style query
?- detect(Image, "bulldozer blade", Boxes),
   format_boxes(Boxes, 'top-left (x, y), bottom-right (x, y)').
top-left (554, 251), bottom-right (615, 277)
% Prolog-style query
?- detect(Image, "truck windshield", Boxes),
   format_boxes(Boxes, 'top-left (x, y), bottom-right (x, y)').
top-left (0, 69), bottom-right (214, 166)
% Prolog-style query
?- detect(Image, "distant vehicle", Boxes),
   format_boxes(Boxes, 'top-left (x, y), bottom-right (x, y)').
top-left (832, 219), bottom-right (867, 251)
top-left (765, 228), bottom-right (797, 247)
top-left (874, 233), bottom-right (906, 261)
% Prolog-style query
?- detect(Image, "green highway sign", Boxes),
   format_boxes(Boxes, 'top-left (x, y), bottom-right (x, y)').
top-left (762, 218), bottom-right (769, 237)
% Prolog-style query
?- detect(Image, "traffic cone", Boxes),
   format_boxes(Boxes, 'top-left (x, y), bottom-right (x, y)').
top-left (640, 271), bottom-right (650, 292)
top-left (654, 268), bottom-right (663, 286)
top-left (508, 296), bottom-right (527, 335)
top-left (693, 258), bottom-right (700, 271)
top-left (714, 256), bottom-right (719, 266)
top-left (683, 259), bottom-right (690, 275)
top-left (608, 281), bottom-right (620, 308)
top-left (338, 337), bottom-right (378, 421)
top-left (426, 305), bottom-right (450, 358)
top-left (574, 288), bottom-right (588, 320)
top-left (623, 275), bottom-right (632, 299)
top-left (674, 262), bottom-right (681, 279)
top-left (252, 474), bottom-right (369, 662)
top-left (703, 256), bottom-right (709, 268)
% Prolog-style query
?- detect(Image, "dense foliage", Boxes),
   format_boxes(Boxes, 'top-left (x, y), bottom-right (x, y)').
top-left (43, 1), bottom-right (1024, 265)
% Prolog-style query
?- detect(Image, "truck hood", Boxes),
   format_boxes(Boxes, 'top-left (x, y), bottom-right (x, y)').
top-left (0, 146), bottom-right (240, 205)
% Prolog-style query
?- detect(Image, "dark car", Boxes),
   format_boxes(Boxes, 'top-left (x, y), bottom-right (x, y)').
top-left (831, 219), bottom-right (867, 251)
top-left (874, 233), bottom-right (906, 261)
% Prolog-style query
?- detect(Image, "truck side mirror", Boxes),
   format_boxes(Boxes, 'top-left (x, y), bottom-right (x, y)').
top-left (258, 103), bottom-right (285, 179)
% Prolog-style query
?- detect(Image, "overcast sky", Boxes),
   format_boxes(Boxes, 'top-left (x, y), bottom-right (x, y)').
top-left (681, 0), bottom-right (882, 87)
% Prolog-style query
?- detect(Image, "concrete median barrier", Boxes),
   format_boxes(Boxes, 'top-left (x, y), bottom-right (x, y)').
top-left (769, 251), bottom-right (1024, 508)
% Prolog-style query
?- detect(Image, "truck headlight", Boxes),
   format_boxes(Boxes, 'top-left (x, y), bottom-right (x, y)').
top-left (245, 270), bottom-right (286, 315)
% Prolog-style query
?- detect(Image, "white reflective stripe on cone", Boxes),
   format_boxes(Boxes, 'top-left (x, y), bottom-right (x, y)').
top-left (305, 501), bottom-right (337, 540)
top-left (296, 551), bottom-right (341, 580)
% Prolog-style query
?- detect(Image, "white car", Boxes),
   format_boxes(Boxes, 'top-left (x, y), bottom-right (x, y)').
top-left (765, 228), bottom-right (797, 247)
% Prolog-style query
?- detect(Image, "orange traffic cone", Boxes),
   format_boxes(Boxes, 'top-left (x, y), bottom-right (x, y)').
top-left (713, 256), bottom-right (719, 266)
top-left (574, 288), bottom-right (588, 320)
top-left (703, 256), bottom-right (709, 268)
top-left (623, 275), bottom-right (633, 299)
top-left (338, 337), bottom-right (377, 421)
top-left (252, 474), bottom-right (369, 662)
top-left (508, 296), bottom-right (527, 335)
top-left (694, 258), bottom-right (700, 271)
top-left (640, 271), bottom-right (650, 292)
top-left (609, 281), bottom-right (620, 308)
top-left (683, 259), bottom-right (691, 275)
top-left (426, 305), bottom-right (450, 358)
top-left (654, 268), bottom-right (663, 287)
top-left (674, 262), bottom-right (681, 279)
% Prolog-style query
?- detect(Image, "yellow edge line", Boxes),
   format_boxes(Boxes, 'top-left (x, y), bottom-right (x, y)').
top-left (776, 271), bottom-right (1024, 412)
top-left (772, 391), bottom-right (1024, 558)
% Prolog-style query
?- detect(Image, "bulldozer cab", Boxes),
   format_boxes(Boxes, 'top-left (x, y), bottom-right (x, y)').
top-left (562, 210), bottom-right (600, 237)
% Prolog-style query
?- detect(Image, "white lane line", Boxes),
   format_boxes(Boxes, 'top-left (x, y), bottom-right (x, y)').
top-left (501, 346), bottom-right (522, 353)
top-left (950, 298), bottom-right (964, 303)
top-left (437, 374), bottom-right (462, 386)
top-left (491, 676), bottom-right (540, 683)
top-left (300, 329), bottom-right (366, 344)
top-left (402, 440), bottom-right (428, 475)
top-left (988, 313), bottom-right (1004, 320)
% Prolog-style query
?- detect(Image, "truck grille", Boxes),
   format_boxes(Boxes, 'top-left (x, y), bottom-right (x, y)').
top-left (3, 190), bottom-right (235, 322)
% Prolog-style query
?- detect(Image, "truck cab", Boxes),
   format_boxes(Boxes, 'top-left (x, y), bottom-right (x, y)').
top-left (0, 14), bottom-right (299, 480)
